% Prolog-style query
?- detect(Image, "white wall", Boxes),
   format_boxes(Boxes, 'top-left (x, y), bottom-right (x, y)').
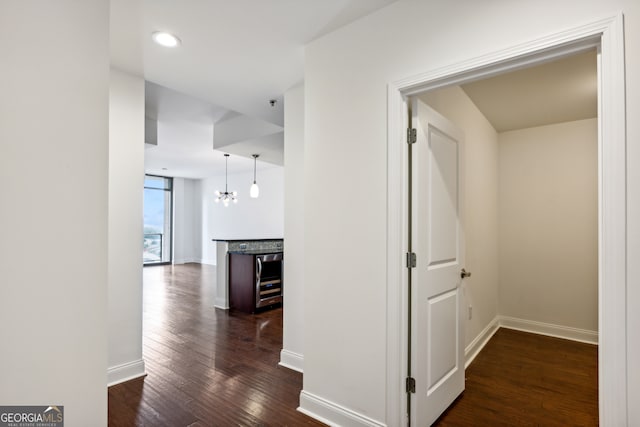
top-left (419, 86), bottom-right (500, 350)
top-left (199, 167), bottom-right (284, 265)
top-left (199, 177), bottom-right (216, 265)
top-left (108, 69), bottom-right (146, 385)
top-left (303, 1), bottom-right (640, 425)
top-left (0, 2), bottom-right (109, 425)
top-left (192, 180), bottom-right (204, 261)
top-left (281, 84), bottom-right (305, 372)
top-left (173, 177), bottom-right (199, 264)
top-left (498, 119), bottom-right (598, 331)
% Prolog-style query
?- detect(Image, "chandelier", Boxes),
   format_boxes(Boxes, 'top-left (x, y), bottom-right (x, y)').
top-left (215, 153), bottom-right (238, 207)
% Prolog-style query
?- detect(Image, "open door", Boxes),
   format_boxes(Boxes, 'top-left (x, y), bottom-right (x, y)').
top-left (410, 98), bottom-right (466, 426)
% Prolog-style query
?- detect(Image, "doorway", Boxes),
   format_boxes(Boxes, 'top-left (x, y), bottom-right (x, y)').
top-left (410, 49), bottom-right (598, 425)
top-left (386, 14), bottom-right (626, 427)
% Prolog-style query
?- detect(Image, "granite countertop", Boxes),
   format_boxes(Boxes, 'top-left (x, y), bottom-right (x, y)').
top-left (227, 249), bottom-right (284, 255)
top-left (212, 238), bottom-right (283, 242)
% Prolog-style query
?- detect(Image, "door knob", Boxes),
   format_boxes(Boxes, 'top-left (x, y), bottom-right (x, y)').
top-left (460, 268), bottom-right (471, 279)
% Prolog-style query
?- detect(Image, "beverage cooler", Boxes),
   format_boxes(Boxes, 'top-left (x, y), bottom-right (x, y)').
top-left (229, 252), bottom-right (283, 313)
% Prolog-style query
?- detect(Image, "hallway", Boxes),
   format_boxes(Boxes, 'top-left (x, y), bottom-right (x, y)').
top-left (108, 263), bottom-right (323, 426)
top-left (108, 263), bottom-right (597, 426)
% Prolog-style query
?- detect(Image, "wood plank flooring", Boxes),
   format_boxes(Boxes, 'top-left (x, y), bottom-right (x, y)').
top-left (434, 328), bottom-right (598, 426)
top-left (108, 263), bottom-right (598, 426)
top-left (108, 263), bottom-right (324, 427)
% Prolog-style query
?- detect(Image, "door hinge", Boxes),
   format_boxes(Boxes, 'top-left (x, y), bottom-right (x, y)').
top-left (406, 376), bottom-right (416, 393)
top-left (406, 252), bottom-right (417, 268)
top-left (407, 128), bottom-right (417, 144)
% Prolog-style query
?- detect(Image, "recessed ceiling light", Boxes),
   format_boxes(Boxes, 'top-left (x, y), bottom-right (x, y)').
top-left (152, 31), bottom-right (181, 48)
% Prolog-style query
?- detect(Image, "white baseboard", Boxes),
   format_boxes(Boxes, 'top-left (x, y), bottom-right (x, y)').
top-left (465, 316), bottom-right (500, 368)
top-left (498, 315), bottom-right (598, 345)
top-left (279, 349), bottom-right (304, 373)
top-left (174, 257), bottom-right (200, 265)
top-left (175, 259), bottom-right (217, 266)
top-left (298, 391), bottom-right (386, 427)
top-left (463, 315), bottom-right (597, 369)
top-left (214, 297), bottom-right (229, 310)
top-left (294, 318), bottom-right (596, 427)
top-left (107, 359), bottom-right (146, 387)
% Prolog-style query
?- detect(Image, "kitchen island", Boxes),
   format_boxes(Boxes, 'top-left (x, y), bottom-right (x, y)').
top-left (212, 239), bottom-right (283, 310)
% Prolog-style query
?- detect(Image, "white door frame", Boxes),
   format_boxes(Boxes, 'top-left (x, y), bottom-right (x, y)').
top-left (386, 13), bottom-right (626, 427)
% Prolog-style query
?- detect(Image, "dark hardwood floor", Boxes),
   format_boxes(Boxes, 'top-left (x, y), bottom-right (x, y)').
top-left (434, 328), bottom-right (598, 426)
top-left (108, 263), bottom-right (324, 427)
top-left (108, 263), bottom-right (598, 426)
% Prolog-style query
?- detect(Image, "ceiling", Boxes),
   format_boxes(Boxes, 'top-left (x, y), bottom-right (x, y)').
top-left (112, 2), bottom-right (597, 178)
top-left (111, 0), bottom-right (399, 178)
top-left (460, 49), bottom-right (597, 132)
top-left (144, 81), bottom-right (286, 178)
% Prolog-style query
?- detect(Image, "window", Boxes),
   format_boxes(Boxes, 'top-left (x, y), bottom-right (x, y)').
top-left (143, 175), bottom-right (173, 265)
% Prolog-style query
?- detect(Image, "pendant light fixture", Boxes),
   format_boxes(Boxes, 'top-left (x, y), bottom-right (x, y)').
top-left (215, 154), bottom-right (238, 207)
top-left (250, 154), bottom-right (260, 198)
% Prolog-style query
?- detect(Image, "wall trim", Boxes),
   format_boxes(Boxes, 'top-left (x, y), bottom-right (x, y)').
top-left (298, 391), bottom-right (386, 427)
top-left (498, 316), bottom-right (598, 345)
top-left (387, 12), bottom-right (627, 427)
top-left (464, 315), bottom-right (598, 371)
top-left (107, 359), bottom-right (146, 387)
top-left (198, 258), bottom-right (217, 266)
top-left (465, 317), bottom-right (500, 368)
top-left (174, 257), bottom-right (201, 265)
top-left (279, 349), bottom-right (304, 373)
top-left (214, 298), bottom-right (229, 310)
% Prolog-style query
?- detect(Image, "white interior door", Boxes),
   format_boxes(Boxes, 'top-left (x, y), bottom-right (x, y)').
top-left (411, 98), bottom-right (465, 426)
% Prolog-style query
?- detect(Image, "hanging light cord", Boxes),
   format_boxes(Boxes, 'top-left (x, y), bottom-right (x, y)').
top-left (253, 155), bottom-right (257, 183)
top-left (250, 154), bottom-right (260, 199)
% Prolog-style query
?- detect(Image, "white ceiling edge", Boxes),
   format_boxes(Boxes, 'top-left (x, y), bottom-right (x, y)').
top-left (308, 0), bottom-right (399, 42)
top-left (220, 132), bottom-right (285, 166)
top-left (214, 113), bottom-right (283, 148)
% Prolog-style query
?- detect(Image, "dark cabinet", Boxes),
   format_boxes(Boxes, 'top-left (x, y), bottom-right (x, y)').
top-left (229, 252), bottom-right (283, 313)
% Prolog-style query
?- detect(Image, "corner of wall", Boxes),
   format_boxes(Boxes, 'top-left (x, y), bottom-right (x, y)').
top-left (298, 391), bottom-right (387, 427)
top-left (108, 68), bottom-right (145, 388)
top-left (464, 316), bottom-right (500, 368)
top-left (282, 82), bottom-right (306, 365)
top-left (279, 349), bottom-right (304, 373)
top-left (107, 359), bottom-right (146, 387)
top-left (498, 315), bottom-right (598, 345)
